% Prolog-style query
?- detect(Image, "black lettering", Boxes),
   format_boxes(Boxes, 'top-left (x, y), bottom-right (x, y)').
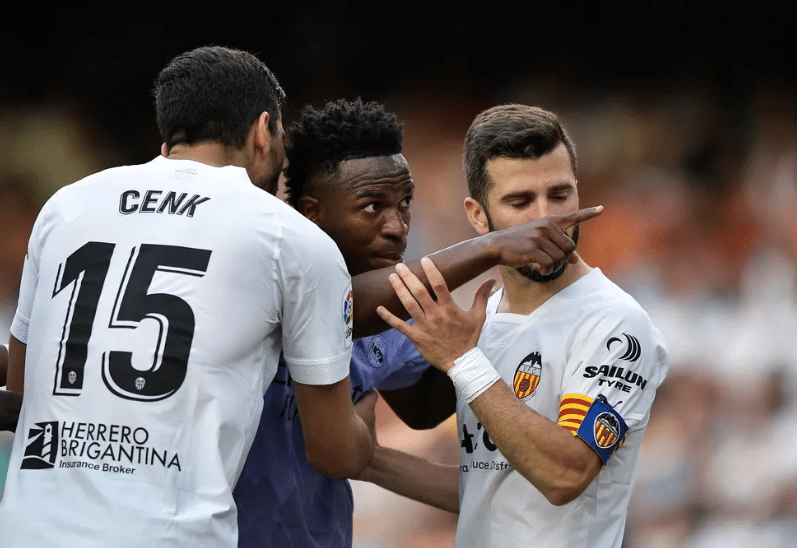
top-left (101, 444), bottom-right (116, 459)
top-left (168, 454), bottom-right (181, 470)
top-left (118, 444), bottom-right (134, 463)
top-left (583, 366), bottom-right (598, 378)
top-left (178, 195), bottom-right (211, 217)
top-left (157, 192), bottom-right (187, 214)
top-left (120, 190), bottom-right (140, 214)
top-left (140, 190), bottom-right (162, 213)
top-left (461, 424), bottom-right (475, 454)
top-left (120, 425), bottom-right (132, 444)
top-left (132, 428), bottom-right (148, 445)
top-left (151, 448), bottom-right (167, 467)
top-left (483, 431), bottom-right (497, 452)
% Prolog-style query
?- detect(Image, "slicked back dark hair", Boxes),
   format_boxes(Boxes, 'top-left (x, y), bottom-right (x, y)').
top-left (463, 104), bottom-right (577, 206)
top-left (154, 45), bottom-right (286, 150)
top-left (283, 98), bottom-right (404, 207)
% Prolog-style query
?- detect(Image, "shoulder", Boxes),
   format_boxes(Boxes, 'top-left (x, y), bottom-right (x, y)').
top-left (569, 270), bottom-right (669, 360)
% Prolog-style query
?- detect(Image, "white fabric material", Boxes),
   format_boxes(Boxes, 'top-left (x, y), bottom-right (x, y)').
top-left (448, 346), bottom-right (501, 403)
top-left (455, 268), bottom-right (669, 548)
top-left (0, 157), bottom-right (353, 548)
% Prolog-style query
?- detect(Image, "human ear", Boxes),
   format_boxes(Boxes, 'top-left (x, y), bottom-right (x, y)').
top-left (464, 197), bottom-right (490, 235)
top-left (252, 111), bottom-right (272, 155)
top-left (298, 195), bottom-right (323, 226)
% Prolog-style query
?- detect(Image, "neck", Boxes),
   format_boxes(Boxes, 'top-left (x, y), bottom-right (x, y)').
top-left (165, 142), bottom-right (247, 168)
top-left (496, 257), bottom-right (592, 315)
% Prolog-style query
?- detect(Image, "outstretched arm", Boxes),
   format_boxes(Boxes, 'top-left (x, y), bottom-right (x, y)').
top-left (352, 207), bottom-right (603, 338)
top-left (377, 258), bottom-right (602, 506)
top-left (352, 391), bottom-right (460, 513)
top-left (357, 445), bottom-right (460, 513)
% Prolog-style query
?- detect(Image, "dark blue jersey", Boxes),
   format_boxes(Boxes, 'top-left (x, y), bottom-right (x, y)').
top-left (234, 328), bottom-right (430, 548)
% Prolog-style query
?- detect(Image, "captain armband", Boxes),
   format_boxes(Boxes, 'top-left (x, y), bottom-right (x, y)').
top-left (447, 347), bottom-right (502, 404)
top-left (557, 393), bottom-right (629, 464)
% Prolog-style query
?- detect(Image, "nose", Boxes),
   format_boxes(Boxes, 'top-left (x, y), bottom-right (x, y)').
top-left (526, 200), bottom-right (550, 223)
top-left (381, 208), bottom-right (409, 242)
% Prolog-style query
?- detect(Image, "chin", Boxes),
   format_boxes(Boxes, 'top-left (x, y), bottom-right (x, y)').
top-left (516, 263), bottom-right (566, 283)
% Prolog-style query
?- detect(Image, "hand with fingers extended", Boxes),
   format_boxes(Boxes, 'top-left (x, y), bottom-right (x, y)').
top-left (488, 206), bottom-right (603, 274)
top-left (377, 257), bottom-right (497, 373)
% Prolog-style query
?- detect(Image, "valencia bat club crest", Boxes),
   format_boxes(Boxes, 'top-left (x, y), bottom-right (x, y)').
top-left (513, 351), bottom-right (542, 399)
top-left (594, 411), bottom-right (621, 448)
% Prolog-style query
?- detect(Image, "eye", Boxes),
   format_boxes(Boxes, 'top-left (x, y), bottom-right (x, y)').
top-left (363, 202), bottom-right (380, 213)
top-left (400, 194), bottom-right (413, 208)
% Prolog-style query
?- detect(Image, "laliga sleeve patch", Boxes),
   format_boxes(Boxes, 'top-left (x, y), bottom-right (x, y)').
top-left (342, 283), bottom-right (354, 349)
top-left (575, 395), bottom-right (628, 464)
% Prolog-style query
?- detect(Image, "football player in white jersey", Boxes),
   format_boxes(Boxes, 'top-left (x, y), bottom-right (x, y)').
top-left (234, 98), bottom-right (605, 547)
top-left (0, 46), bottom-right (372, 548)
top-left (376, 104), bottom-right (670, 548)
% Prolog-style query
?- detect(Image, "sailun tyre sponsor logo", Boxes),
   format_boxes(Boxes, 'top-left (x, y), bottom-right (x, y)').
top-left (513, 351), bottom-right (542, 399)
top-left (20, 420), bottom-right (181, 474)
top-left (606, 333), bottom-right (641, 361)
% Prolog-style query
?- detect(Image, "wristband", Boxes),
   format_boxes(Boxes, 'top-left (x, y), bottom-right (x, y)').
top-left (447, 347), bottom-right (501, 403)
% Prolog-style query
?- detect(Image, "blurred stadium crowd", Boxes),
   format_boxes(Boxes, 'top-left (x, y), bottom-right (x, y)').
top-left (1, 75), bottom-right (795, 548)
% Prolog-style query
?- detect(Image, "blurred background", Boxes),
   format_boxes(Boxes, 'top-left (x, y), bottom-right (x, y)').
top-left (1, 4), bottom-right (796, 546)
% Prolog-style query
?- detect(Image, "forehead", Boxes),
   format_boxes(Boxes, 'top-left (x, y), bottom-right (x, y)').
top-left (484, 143), bottom-right (576, 196)
top-left (331, 154), bottom-right (413, 194)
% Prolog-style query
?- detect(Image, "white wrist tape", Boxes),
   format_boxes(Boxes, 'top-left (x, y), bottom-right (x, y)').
top-left (447, 347), bottom-right (501, 403)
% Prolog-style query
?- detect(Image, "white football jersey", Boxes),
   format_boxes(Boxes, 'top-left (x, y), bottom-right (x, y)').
top-left (455, 268), bottom-right (669, 548)
top-left (0, 156), bottom-right (354, 547)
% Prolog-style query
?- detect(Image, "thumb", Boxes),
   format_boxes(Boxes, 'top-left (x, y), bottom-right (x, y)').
top-left (470, 278), bottom-right (497, 314)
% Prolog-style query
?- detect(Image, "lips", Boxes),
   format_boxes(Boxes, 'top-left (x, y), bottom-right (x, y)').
top-left (373, 252), bottom-right (404, 268)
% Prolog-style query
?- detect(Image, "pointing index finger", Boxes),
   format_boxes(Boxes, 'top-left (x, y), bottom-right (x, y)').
top-left (556, 205), bottom-right (604, 230)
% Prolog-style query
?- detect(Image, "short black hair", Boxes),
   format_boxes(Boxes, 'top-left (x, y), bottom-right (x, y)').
top-left (283, 98), bottom-right (404, 207)
top-left (464, 104), bottom-right (577, 206)
top-left (154, 45), bottom-right (286, 150)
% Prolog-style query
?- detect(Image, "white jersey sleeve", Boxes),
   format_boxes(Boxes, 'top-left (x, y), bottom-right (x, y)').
top-left (560, 301), bottom-right (669, 427)
top-left (278, 224), bottom-right (353, 386)
top-left (9, 197), bottom-right (54, 345)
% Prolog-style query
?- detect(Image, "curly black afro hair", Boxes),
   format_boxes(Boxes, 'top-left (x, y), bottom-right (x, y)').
top-left (283, 97), bottom-right (404, 207)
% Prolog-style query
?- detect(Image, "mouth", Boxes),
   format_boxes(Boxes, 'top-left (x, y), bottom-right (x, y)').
top-left (374, 254), bottom-right (404, 268)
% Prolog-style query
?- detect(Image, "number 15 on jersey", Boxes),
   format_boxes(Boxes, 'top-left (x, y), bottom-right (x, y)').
top-left (52, 242), bottom-right (212, 402)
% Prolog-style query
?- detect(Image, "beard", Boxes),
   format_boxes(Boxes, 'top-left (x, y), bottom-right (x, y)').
top-left (487, 211), bottom-right (579, 284)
